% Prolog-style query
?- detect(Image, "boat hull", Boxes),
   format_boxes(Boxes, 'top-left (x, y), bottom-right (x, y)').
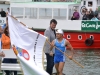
top-left (36, 30), bottom-right (100, 49)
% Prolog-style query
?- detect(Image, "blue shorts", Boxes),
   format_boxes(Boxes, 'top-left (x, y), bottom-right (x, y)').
top-left (54, 55), bottom-right (65, 64)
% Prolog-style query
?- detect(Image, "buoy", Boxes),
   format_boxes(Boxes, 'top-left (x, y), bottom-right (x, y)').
top-left (85, 38), bottom-right (94, 46)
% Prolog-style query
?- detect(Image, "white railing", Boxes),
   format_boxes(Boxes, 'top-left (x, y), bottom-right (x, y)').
top-left (0, 0), bottom-right (10, 1)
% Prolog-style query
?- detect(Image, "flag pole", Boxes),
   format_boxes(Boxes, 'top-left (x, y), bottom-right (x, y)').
top-left (46, 40), bottom-right (84, 68)
top-left (8, 14), bottom-right (32, 30)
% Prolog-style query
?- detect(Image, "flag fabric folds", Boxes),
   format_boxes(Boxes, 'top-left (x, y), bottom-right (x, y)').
top-left (8, 15), bottom-right (49, 75)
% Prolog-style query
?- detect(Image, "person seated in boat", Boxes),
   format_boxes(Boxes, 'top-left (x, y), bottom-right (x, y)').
top-left (50, 29), bottom-right (73, 75)
top-left (91, 14), bottom-right (99, 21)
top-left (1, 26), bottom-right (17, 75)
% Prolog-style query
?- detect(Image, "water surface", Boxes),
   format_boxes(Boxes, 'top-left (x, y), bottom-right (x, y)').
top-left (55, 49), bottom-right (100, 75)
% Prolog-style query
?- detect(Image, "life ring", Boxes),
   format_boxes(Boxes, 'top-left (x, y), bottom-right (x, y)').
top-left (85, 38), bottom-right (94, 46)
top-left (80, 6), bottom-right (86, 15)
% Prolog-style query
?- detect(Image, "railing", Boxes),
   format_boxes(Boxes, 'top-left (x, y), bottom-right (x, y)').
top-left (0, 0), bottom-right (10, 1)
top-left (10, 0), bottom-right (76, 2)
top-left (10, 0), bottom-right (33, 2)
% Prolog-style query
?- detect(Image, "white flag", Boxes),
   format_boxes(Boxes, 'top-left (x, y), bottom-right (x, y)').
top-left (8, 15), bottom-right (49, 75)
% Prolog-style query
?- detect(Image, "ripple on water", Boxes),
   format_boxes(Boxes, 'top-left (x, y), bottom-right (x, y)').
top-left (61, 49), bottom-right (100, 75)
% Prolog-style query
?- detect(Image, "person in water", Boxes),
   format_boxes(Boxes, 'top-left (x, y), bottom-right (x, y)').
top-left (50, 29), bottom-right (73, 75)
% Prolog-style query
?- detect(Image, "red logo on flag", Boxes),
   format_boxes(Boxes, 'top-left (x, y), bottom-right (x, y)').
top-left (22, 49), bottom-right (30, 60)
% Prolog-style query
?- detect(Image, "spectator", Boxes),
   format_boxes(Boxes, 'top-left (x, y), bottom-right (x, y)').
top-left (73, 9), bottom-right (80, 20)
top-left (82, 11), bottom-right (89, 20)
top-left (82, 12), bottom-right (87, 20)
top-left (0, 8), bottom-right (6, 17)
top-left (86, 11), bottom-right (90, 20)
top-left (91, 14), bottom-right (99, 21)
top-left (85, 8), bottom-right (88, 12)
top-left (7, 8), bottom-right (10, 14)
top-left (44, 19), bottom-right (57, 75)
top-left (1, 26), bottom-right (17, 75)
top-left (94, 7), bottom-right (99, 18)
top-left (82, 8), bottom-right (88, 14)
top-left (89, 8), bottom-right (94, 20)
top-left (98, 13), bottom-right (100, 20)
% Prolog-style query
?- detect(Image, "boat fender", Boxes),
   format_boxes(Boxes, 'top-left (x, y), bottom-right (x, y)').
top-left (85, 38), bottom-right (94, 46)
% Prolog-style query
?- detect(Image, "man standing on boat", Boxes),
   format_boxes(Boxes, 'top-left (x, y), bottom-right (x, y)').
top-left (44, 19), bottom-right (57, 75)
top-left (50, 29), bottom-right (73, 75)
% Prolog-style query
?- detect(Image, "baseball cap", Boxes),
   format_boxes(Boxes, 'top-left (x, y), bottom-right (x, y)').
top-left (56, 29), bottom-right (64, 35)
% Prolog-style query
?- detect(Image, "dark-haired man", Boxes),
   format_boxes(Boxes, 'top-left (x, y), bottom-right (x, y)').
top-left (44, 19), bottom-right (57, 75)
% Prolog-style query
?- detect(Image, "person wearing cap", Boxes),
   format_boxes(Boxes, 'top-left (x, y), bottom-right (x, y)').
top-left (50, 29), bottom-right (73, 75)
top-left (44, 19), bottom-right (57, 75)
